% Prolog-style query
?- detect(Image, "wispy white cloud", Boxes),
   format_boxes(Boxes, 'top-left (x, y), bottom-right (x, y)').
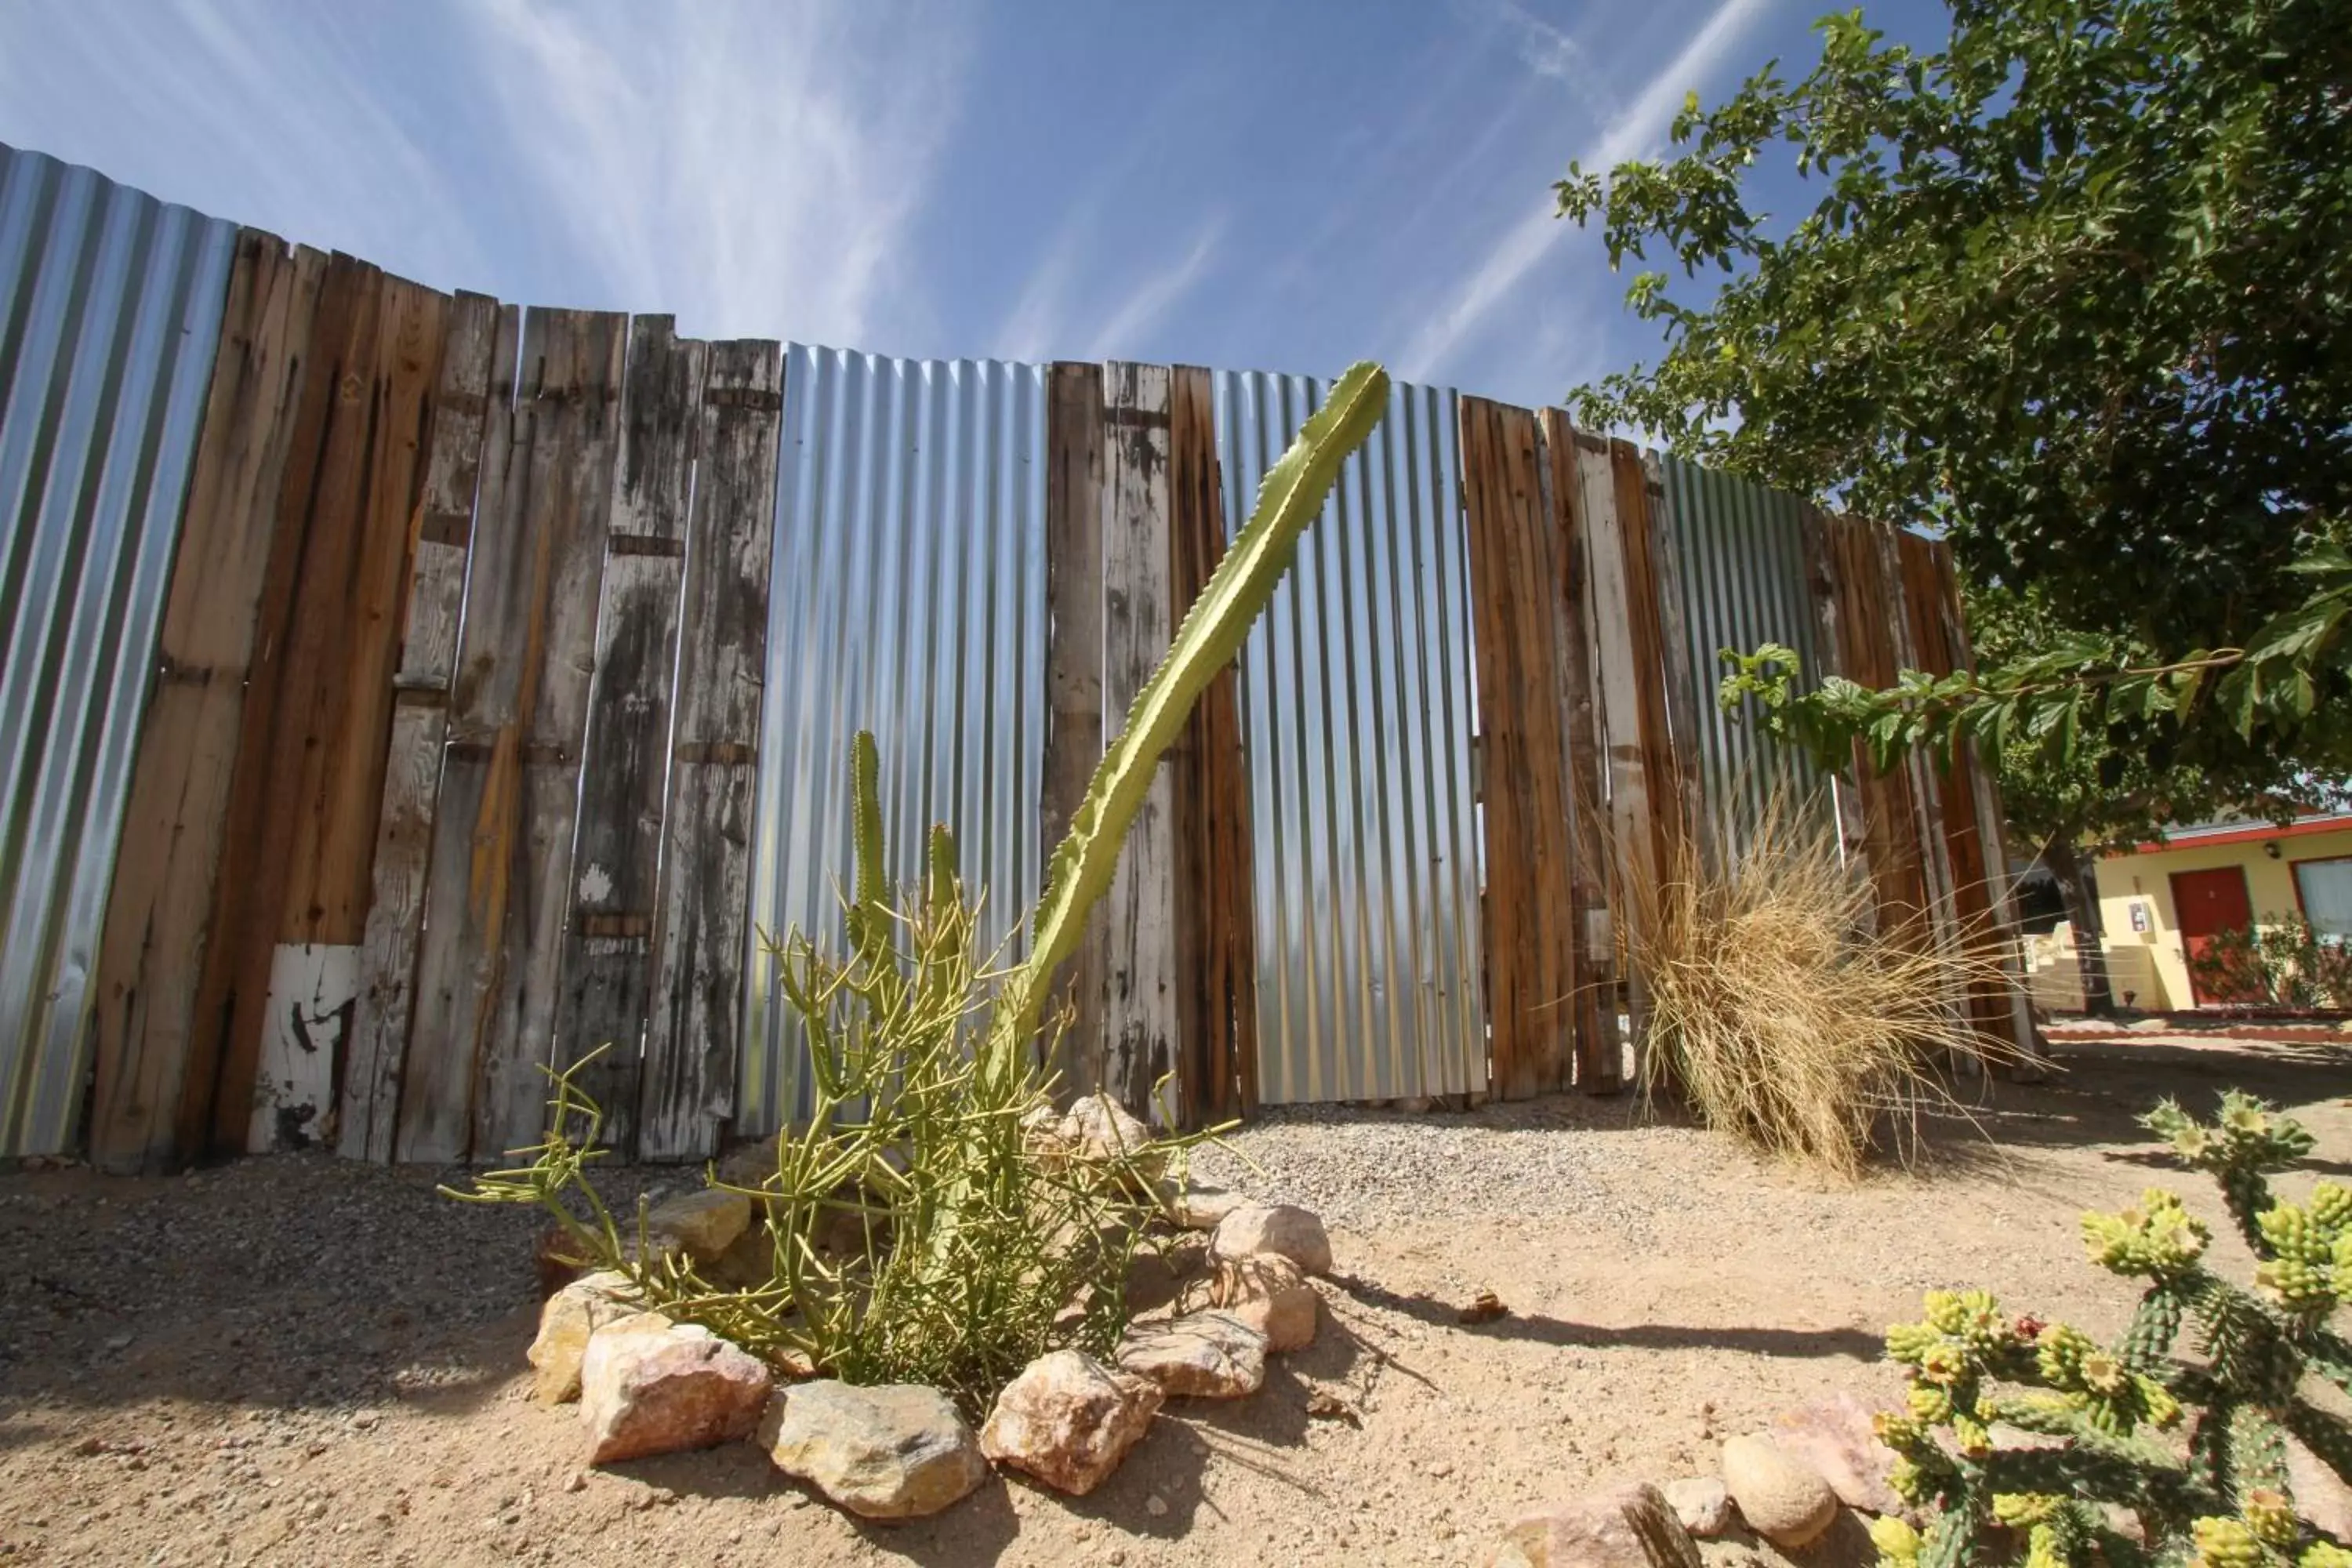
top-left (1463, 0), bottom-right (1617, 115)
top-left (461, 0), bottom-right (970, 348)
top-left (1395, 0), bottom-right (1778, 385)
top-left (993, 212), bottom-right (1226, 365)
top-left (0, 0), bottom-right (491, 291)
top-left (1081, 220), bottom-right (1225, 363)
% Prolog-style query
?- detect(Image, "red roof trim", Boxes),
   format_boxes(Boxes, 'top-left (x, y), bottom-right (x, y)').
top-left (2118, 815), bottom-right (2352, 855)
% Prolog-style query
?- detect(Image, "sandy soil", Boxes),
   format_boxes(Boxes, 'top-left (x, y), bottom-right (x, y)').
top-left (4, 1029), bottom-right (2348, 1568)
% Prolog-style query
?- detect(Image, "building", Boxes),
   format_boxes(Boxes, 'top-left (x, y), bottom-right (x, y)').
top-left (2087, 812), bottom-right (2352, 1010)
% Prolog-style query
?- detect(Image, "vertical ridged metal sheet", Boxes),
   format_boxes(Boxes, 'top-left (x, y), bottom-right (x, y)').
top-left (1659, 452), bottom-right (1835, 861)
top-left (0, 144), bottom-right (235, 1156)
top-left (1215, 372), bottom-right (1484, 1103)
top-left (741, 347), bottom-right (1047, 1133)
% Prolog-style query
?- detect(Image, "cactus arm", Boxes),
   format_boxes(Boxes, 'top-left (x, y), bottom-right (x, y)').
top-left (985, 360), bottom-right (1391, 1065)
top-left (847, 729), bottom-right (889, 963)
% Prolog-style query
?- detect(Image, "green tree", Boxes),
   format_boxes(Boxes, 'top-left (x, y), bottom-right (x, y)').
top-left (1556, 0), bottom-right (2352, 961)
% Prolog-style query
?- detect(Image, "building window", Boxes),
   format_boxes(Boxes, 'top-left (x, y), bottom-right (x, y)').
top-left (2295, 857), bottom-right (2352, 941)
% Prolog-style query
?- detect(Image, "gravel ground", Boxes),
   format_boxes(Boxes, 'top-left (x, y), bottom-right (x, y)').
top-left (2, 1030), bottom-right (2347, 1567)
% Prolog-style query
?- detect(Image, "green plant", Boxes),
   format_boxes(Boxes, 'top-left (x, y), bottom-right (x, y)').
top-left (1634, 793), bottom-right (2004, 1178)
top-left (452, 361), bottom-right (1392, 1410)
top-left (2189, 918), bottom-right (2352, 1013)
top-left (1869, 1091), bottom-right (2352, 1568)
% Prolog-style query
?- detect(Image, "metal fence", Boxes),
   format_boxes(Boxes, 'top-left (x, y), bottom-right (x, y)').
top-left (741, 347), bottom-right (1048, 1135)
top-left (1658, 452), bottom-right (1836, 862)
top-left (1217, 371), bottom-right (1485, 1103)
top-left (0, 143), bottom-right (234, 1156)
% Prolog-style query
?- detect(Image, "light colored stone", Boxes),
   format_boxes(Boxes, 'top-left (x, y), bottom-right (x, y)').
top-left (1162, 1179), bottom-right (1247, 1231)
top-left (2289, 1436), bottom-right (2352, 1541)
top-left (1721, 1433), bottom-right (1839, 1549)
top-left (1207, 1252), bottom-right (1319, 1352)
top-left (1773, 1393), bottom-right (1903, 1515)
top-left (1062, 1093), bottom-right (1163, 1176)
top-left (528, 1271), bottom-right (646, 1404)
top-left (979, 1350), bottom-right (1163, 1495)
top-left (580, 1319), bottom-right (771, 1465)
top-left (1116, 1312), bottom-right (1266, 1399)
top-left (1660, 1476), bottom-right (1737, 1539)
top-left (1209, 1203), bottom-right (1333, 1277)
top-left (1483, 1483), bottom-right (1702, 1568)
top-left (757, 1381), bottom-right (985, 1519)
top-left (642, 1189), bottom-right (752, 1260)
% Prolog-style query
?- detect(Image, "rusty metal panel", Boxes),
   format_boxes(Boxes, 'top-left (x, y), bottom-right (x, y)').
top-left (741, 347), bottom-right (1047, 1134)
top-left (1658, 452), bottom-right (1837, 862)
top-left (1214, 372), bottom-right (1485, 1103)
top-left (0, 143), bottom-right (236, 1155)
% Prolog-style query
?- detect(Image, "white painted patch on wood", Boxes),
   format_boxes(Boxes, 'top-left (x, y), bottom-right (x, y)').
top-left (252, 942), bottom-right (359, 1152)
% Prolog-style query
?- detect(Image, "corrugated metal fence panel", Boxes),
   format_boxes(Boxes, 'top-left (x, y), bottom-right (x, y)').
top-left (0, 144), bottom-right (234, 1156)
top-left (1659, 452), bottom-right (1834, 862)
top-left (1214, 372), bottom-right (1484, 1103)
top-left (741, 347), bottom-right (1047, 1134)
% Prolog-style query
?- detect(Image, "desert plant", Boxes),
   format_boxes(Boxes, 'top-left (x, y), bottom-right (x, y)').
top-left (1868, 1091), bottom-right (2352, 1568)
top-left (2190, 918), bottom-right (2352, 1013)
top-left (1633, 795), bottom-right (2005, 1178)
top-left (452, 361), bottom-right (1393, 1409)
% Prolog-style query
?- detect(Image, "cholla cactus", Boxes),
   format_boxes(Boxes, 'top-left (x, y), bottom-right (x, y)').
top-left (1874, 1094), bottom-right (2352, 1568)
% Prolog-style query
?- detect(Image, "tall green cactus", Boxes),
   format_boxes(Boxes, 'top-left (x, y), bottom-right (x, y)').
top-left (988, 359), bottom-right (1390, 1069)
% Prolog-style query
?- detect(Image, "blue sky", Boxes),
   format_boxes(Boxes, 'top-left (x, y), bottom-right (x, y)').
top-left (0, 0), bottom-right (1948, 410)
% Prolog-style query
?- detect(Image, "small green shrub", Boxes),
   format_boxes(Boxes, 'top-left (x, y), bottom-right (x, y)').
top-left (2189, 918), bottom-right (2352, 1012)
top-left (1871, 1091), bottom-right (2352, 1568)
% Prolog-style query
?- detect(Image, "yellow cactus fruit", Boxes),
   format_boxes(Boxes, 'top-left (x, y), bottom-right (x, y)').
top-left (1994, 1494), bottom-right (2063, 1526)
top-left (2309, 1181), bottom-right (2352, 1236)
top-left (1871, 1515), bottom-right (1923, 1568)
top-left (2300, 1543), bottom-right (2352, 1568)
top-left (2193, 1517), bottom-right (2267, 1568)
top-left (2243, 1489), bottom-right (2299, 1552)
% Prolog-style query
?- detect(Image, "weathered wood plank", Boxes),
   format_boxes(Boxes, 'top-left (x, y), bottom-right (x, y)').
top-left (1459, 397), bottom-right (1576, 1101)
top-left (1573, 430), bottom-right (1659, 1065)
top-left (552, 318), bottom-right (707, 1154)
top-left (471, 310), bottom-right (629, 1159)
top-left (1165, 365), bottom-right (1257, 1125)
top-left (638, 338), bottom-right (782, 1162)
top-left (248, 274), bottom-right (449, 1153)
top-left (339, 292), bottom-right (503, 1161)
top-left (1798, 503), bottom-right (1872, 869)
top-left (1536, 410), bottom-right (1617, 1093)
top-left (1831, 514), bottom-right (1930, 931)
top-left (182, 252), bottom-right (385, 1157)
top-left (1612, 441), bottom-right (1686, 898)
top-left (1097, 362), bottom-right (1179, 1122)
top-left (1040, 361), bottom-right (1105, 1101)
top-left (399, 309), bottom-right (626, 1164)
top-left (1642, 451), bottom-right (1711, 877)
top-left (88, 232), bottom-right (326, 1174)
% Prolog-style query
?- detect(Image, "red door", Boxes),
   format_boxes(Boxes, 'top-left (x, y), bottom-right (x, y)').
top-left (2171, 866), bottom-right (2256, 1006)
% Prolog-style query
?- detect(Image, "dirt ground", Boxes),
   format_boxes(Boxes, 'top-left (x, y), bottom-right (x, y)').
top-left (5, 1030), bottom-right (2349, 1568)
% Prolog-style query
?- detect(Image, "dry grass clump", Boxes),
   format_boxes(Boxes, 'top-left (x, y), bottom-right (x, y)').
top-left (1634, 802), bottom-right (2007, 1178)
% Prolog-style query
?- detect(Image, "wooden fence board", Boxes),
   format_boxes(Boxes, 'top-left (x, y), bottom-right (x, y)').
top-left (88, 232), bottom-right (325, 1174)
top-left (1821, 512), bottom-right (1929, 929)
top-left (1166, 364), bottom-right (1257, 1123)
top-left (247, 274), bottom-right (448, 1153)
top-left (1643, 451), bottom-right (1710, 876)
top-left (1097, 361), bottom-right (1179, 1121)
top-left (1573, 431), bottom-right (1659, 1061)
top-left (1459, 397), bottom-right (1575, 1100)
top-left (639, 338), bottom-right (782, 1161)
top-left (1613, 441), bottom-right (1686, 895)
top-left (181, 253), bottom-right (383, 1157)
top-left (339, 292), bottom-right (503, 1161)
top-left (470, 310), bottom-right (628, 1159)
top-left (1798, 503), bottom-right (1873, 866)
top-left (554, 318), bottom-right (706, 1152)
top-left (1537, 411), bottom-right (1617, 1092)
top-left (1040, 362), bottom-right (1105, 1100)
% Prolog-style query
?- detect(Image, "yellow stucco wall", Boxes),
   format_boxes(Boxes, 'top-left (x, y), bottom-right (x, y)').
top-left (2093, 826), bottom-right (2352, 1010)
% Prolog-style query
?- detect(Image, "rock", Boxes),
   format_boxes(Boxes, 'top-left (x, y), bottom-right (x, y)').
top-left (1772, 1393), bottom-right (1904, 1515)
top-left (1721, 1433), bottom-right (1839, 1549)
top-left (757, 1381), bottom-right (985, 1520)
top-left (1116, 1311), bottom-right (1267, 1399)
top-left (1209, 1203), bottom-right (1333, 1276)
top-left (534, 1222), bottom-right (597, 1298)
top-left (527, 1272), bottom-right (645, 1404)
top-left (642, 1189), bottom-right (752, 1260)
top-left (1485, 1483), bottom-right (1703, 1568)
top-left (579, 1319), bottom-right (771, 1465)
top-left (707, 1218), bottom-right (778, 1290)
top-left (1062, 1094), bottom-right (1163, 1176)
top-left (1207, 1252), bottom-right (1319, 1352)
top-left (1660, 1476), bottom-right (1737, 1539)
top-left (979, 1350), bottom-right (1163, 1495)
top-left (1161, 1178), bottom-right (1246, 1230)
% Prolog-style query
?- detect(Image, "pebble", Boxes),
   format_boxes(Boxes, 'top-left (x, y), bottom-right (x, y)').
top-left (1146, 1494), bottom-right (1168, 1517)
